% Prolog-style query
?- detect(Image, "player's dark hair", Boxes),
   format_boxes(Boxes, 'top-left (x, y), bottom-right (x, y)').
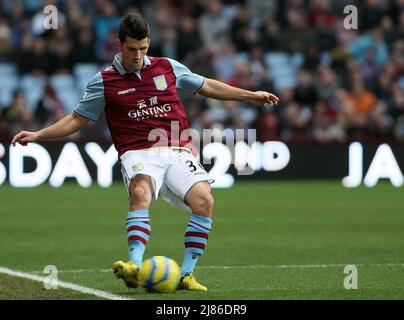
top-left (119, 13), bottom-right (150, 42)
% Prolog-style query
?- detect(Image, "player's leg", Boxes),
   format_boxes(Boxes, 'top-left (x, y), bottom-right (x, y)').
top-left (182, 181), bottom-right (213, 274)
top-left (178, 181), bottom-right (213, 291)
top-left (126, 174), bottom-right (153, 266)
top-left (113, 174), bottom-right (154, 288)
top-left (113, 149), bottom-right (166, 288)
top-left (163, 151), bottom-right (214, 291)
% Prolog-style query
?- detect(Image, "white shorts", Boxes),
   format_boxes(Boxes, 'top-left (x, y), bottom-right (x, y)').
top-left (120, 148), bottom-right (214, 212)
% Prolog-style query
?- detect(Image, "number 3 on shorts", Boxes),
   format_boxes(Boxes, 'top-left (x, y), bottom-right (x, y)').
top-left (186, 160), bottom-right (205, 173)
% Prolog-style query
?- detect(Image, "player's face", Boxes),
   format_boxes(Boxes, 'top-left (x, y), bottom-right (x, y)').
top-left (118, 36), bottom-right (150, 72)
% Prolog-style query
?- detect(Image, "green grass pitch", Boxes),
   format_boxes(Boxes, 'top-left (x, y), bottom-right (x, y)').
top-left (0, 181), bottom-right (403, 300)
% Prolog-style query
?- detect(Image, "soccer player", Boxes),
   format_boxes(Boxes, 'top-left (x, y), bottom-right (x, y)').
top-left (11, 13), bottom-right (279, 291)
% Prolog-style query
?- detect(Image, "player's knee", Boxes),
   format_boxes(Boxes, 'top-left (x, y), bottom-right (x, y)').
top-left (129, 186), bottom-right (151, 209)
top-left (191, 193), bottom-right (214, 217)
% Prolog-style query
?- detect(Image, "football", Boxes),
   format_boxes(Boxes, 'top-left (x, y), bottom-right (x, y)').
top-left (138, 256), bottom-right (181, 293)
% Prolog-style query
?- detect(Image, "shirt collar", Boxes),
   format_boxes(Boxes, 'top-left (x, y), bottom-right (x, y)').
top-left (113, 53), bottom-right (151, 76)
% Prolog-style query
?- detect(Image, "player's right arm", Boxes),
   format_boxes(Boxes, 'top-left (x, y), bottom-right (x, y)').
top-left (12, 71), bottom-right (105, 147)
top-left (11, 113), bottom-right (89, 146)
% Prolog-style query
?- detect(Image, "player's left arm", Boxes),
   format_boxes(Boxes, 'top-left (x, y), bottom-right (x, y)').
top-left (198, 78), bottom-right (279, 108)
top-left (167, 58), bottom-right (279, 108)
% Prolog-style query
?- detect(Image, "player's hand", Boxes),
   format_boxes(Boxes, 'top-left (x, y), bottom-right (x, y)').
top-left (248, 91), bottom-right (280, 109)
top-left (11, 131), bottom-right (39, 147)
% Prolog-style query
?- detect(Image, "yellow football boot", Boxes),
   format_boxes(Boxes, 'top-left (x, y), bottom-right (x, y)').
top-left (177, 273), bottom-right (208, 291)
top-left (112, 260), bottom-right (139, 288)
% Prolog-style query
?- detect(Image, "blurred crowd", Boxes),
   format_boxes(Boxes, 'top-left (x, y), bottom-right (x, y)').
top-left (0, 0), bottom-right (404, 144)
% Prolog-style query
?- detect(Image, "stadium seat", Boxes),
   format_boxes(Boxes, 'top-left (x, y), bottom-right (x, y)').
top-left (235, 52), bottom-right (250, 62)
top-left (290, 53), bottom-right (305, 71)
top-left (74, 63), bottom-right (99, 91)
top-left (264, 52), bottom-right (289, 69)
top-left (0, 63), bottom-right (17, 77)
top-left (399, 76), bottom-right (404, 89)
top-left (56, 89), bottom-right (80, 113)
top-left (265, 52), bottom-right (298, 90)
top-left (49, 74), bottom-right (80, 113)
top-left (19, 74), bottom-right (46, 112)
top-left (0, 63), bottom-right (19, 108)
top-left (49, 74), bottom-right (76, 89)
top-left (0, 74), bottom-right (19, 108)
top-left (275, 76), bottom-right (297, 91)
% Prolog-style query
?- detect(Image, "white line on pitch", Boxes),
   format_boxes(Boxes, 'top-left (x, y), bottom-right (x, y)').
top-left (199, 263), bottom-right (404, 269)
top-left (29, 262), bottom-right (404, 274)
top-left (0, 266), bottom-right (133, 300)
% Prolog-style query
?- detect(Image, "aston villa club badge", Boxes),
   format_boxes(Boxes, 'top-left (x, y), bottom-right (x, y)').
top-left (153, 75), bottom-right (168, 91)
